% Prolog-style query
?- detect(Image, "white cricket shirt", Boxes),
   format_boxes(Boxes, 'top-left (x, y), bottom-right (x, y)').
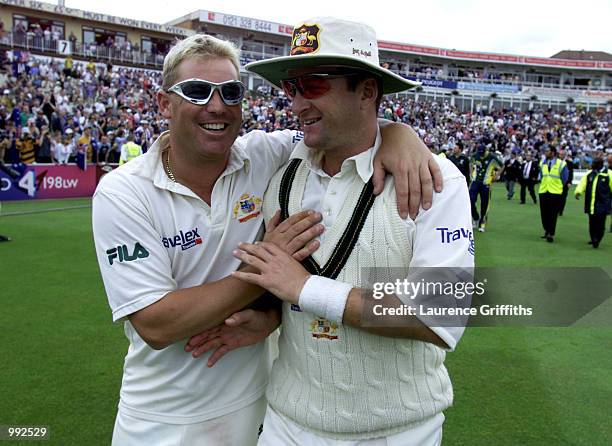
top-left (92, 129), bottom-right (300, 424)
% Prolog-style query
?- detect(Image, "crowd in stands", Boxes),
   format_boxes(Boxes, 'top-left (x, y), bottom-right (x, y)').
top-left (0, 53), bottom-right (609, 169)
top-left (407, 64), bottom-right (522, 82)
top-left (0, 52), bottom-right (163, 166)
top-left (380, 98), bottom-right (610, 167)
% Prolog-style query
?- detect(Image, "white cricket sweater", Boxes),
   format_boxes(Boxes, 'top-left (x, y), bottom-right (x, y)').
top-left (262, 155), bottom-right (454, 440)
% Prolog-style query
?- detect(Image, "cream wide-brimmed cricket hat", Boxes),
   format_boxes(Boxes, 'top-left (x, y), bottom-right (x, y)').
top-left (246, 17), bottom-right (420, 95)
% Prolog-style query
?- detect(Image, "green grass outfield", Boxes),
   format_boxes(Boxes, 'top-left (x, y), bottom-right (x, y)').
top-left (1, 184), bottom-right (611, 445)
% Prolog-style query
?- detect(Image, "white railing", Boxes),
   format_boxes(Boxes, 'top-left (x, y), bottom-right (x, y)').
top-left (0, 32), bottom-right (165, 69)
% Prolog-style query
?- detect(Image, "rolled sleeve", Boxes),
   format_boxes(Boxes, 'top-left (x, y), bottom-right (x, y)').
top-left (408, 171), bottom-right (475, 351)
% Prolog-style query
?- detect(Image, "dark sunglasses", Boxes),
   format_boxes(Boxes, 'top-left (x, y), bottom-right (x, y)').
top-left (281, 72), bottom-right (362, 100)
top-left (167, 78), bottom-right (246, 106)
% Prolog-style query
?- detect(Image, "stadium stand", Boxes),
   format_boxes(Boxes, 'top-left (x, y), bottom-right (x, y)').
top-left (0, 3), bottom-right (609, 170)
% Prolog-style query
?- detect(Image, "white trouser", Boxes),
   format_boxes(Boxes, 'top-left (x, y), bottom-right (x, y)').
top-left (258, 405), bottom-right (444, 446)
top-left (112, 396), bottom-right (267, 446)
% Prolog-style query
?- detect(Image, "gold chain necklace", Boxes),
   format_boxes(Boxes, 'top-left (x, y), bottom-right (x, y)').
top-left (164, 150), bottom-right (176, 182)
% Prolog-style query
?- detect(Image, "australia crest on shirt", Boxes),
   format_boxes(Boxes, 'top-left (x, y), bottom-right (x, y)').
top-left (310, 317), bottom-right (339, 340)
top-left (233, 193), bottom-right (263, 223)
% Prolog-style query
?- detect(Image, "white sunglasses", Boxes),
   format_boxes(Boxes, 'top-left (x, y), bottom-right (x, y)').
top-left (167, 78), bottom-right (246, 106)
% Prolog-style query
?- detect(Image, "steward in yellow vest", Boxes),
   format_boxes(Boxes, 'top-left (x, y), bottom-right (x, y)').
top-left (539, 158), bottom-right (565, 194)
top-left (538, 146), bottom-right (569, 243)
top-left (119, 133), bottom-right (143, 165)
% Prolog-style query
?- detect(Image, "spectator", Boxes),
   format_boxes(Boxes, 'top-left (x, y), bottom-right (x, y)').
top-left (34, 108), bottom-right (49, 129)
top-left (95, 133), bottom-right (111, 164)
top-left (77, 126), bottom-right (93, 162)
top-left (43, 26), bottom-right (51, 48)
top-left (64, 127), bottom-right (76, 161)
top-left (36, 124), bottom-right (52, 163)
top-left (51, 132), bottom-right (70, 164)
top-left (0, 131), bottom-right (9, 162)
top-left (68, 31), bottom-right (77, 49)
top-left (16, 127), bottom-right (36, 164)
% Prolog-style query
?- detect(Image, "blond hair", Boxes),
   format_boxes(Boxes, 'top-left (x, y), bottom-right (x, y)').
top-left (162, 34), bottom-right (241, 90)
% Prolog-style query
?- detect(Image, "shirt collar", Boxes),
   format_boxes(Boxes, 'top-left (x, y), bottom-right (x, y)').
top-left (289, 127), bottom-right (381, 184)
top-left (124, 131), bottom-right (251, 193)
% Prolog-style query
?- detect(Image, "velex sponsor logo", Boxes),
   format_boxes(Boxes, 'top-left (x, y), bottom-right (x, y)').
top-left (107, 242), bottom-right (150, 265)
top-left (162, 228), bottom-right (203, 251)
top-left (436, 227), bottom-right (475, 256)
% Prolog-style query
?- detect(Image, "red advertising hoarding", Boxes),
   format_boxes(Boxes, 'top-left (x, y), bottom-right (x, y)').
top-left (523, 57), bottom-right (598, 68)
top-left (378, 40), bottom-right (610, 69)
top-left (0, 164), bottom-right (99, 201)
top-left (445, 50), bottom-right (520, 63)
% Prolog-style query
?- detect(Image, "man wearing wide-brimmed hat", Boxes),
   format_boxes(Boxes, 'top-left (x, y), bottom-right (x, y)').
top-left (93, 28), bottom-right (446, 446)
top-left (227, 17), bottom-right (474, 445)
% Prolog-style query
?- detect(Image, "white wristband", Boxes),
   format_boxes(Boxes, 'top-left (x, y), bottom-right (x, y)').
top-left (298, 275), bottom-right (352, 323)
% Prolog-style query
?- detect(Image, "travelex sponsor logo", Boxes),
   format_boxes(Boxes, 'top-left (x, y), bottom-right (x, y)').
top-left (436, 227), bottom-right (475, 256)
top-left (107, 242), bottom-right (149, 265)
top-left (162, 228), bottom-right (203, 251)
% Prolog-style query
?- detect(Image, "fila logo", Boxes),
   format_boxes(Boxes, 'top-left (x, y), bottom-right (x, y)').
top-left (436, 227), bottom-right (475, 256)
top-left (162, 228), bottom-right (203, 251)
top-left (107, 242), bottom-right (150, 265)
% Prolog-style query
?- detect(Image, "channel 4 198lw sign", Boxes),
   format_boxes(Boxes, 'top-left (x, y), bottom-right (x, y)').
top-left (0, 164), bottom-right (97, 200)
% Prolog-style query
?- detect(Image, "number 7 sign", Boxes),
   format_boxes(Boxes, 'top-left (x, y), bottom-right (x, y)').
top-left (58, 40), bottom-right (72, 55)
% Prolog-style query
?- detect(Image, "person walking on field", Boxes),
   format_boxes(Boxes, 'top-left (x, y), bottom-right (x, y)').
top-left (575, 157), bottom-right (611, 248)
top-left (538, 145), bottom-right (568, 243)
